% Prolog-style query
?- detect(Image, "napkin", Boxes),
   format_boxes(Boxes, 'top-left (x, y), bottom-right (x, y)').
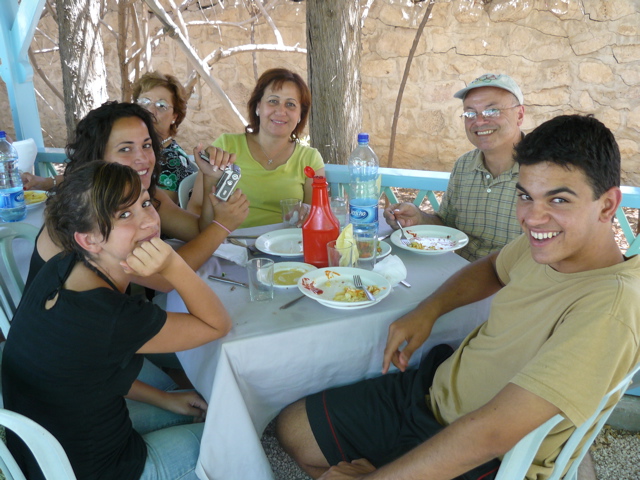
top-left (213, 243), bottom-right (249, 266)
top-left (12, 138), bottom-right (37, 174)
top-left (373, 254), bottom-right (407, 287)
top-left (336, 223), bottom-right (359, 266)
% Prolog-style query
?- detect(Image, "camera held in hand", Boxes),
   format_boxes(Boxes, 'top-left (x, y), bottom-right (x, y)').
top-left (199, 150), bottom-right (242, 202)
top-left (214, 164), bottom-right (242, 201)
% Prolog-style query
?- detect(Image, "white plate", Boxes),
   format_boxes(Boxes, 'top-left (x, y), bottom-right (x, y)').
top-left (377, 240), bottom-right (392, 260)
top-left (297, 267), bottom-right (391, 308)
top-left (390, 225), bottom-right (468, 255)
top-left (255, 228), bottom-right (304, 257)
top-left (273, 262), bottom-right (317, 289)
top-left (315, 297), bottom-right (383, 310)
top-left (24, 190), bottom-right (47, 209)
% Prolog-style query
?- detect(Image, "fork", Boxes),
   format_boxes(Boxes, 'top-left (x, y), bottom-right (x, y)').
top-left (353, 275), bottom-right (376, 302)
top-left (397, 223), bottom-right (411, 246)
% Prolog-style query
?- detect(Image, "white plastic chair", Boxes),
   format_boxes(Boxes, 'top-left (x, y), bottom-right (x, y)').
top-left (0, 409), bottom-right (76, 480)
top-left (0, 223), bottom-right (39, 318)
top-left (178, 171), bottom-right (198, 209)
top-left (495, 362), bottom-right (640, 480)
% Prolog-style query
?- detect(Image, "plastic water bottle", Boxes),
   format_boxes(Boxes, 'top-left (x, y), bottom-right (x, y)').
top-left (348, 132), bottom-right (379, 230)
top-left (0, 131), bottom-right (27, 222)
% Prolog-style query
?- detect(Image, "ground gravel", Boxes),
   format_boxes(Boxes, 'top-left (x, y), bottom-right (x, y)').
top-left (591, 426), bottom-right (640, 480)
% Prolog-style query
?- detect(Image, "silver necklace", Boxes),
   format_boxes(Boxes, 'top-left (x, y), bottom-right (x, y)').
top-left (161, 136), bottom-right (173, 146)
top-left (256, 138), bottom-right (292, 165)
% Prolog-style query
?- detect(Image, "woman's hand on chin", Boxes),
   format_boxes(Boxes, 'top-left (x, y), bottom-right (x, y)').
top-left (120, 237), bottom-right (177, 277)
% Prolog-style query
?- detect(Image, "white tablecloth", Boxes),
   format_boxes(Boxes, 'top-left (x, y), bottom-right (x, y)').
top-left (169, 224), bottom-right (493, 480)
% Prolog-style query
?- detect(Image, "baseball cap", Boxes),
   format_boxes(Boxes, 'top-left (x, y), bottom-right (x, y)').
top-left (453, 73), bottom-right (524, 105)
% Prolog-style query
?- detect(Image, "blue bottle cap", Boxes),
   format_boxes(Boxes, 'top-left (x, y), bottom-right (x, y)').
top-left (357, 133), bottom-right (369, 144)
top-left (0, 131), bottom-right (5, 138)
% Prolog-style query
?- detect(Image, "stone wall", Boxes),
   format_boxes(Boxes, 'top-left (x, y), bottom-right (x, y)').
top-left (2, 0), bottom-right (640, 184)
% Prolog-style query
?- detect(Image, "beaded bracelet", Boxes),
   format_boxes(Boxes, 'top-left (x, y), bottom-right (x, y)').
top-left (213, 220), bottom-right (231, 234)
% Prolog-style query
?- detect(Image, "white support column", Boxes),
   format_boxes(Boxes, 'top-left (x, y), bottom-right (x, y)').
top-left (0, 0), bottom-right (46, 146)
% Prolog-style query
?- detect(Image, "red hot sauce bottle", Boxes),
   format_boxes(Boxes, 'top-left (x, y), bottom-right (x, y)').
top-left (302, 176), bottom-right (340, 268)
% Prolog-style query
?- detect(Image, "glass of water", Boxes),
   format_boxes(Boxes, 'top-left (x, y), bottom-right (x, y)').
top-left (330, 197), bottom-right (349, 231)
top-left (247, 258), bottom-right (274, 301)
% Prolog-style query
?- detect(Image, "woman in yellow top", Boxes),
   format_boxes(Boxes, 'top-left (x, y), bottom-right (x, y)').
top-left (188, 68), bottom-right (325, 228)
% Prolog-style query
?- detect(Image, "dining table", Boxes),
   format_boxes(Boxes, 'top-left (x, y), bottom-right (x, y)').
top-left (0, 200), bottom-right (47, 305)
top-left (168, 222), bottom-right (494, 480)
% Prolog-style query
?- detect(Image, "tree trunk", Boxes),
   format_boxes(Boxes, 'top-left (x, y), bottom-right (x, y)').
top-left (56, 0), bottom-right (107, 142)
top-left (306, 0), bottom-right (361, 165)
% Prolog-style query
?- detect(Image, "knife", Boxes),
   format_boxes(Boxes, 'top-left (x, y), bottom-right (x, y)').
top-left (208, 275), bottom-right (249, 288)
top-left (227, 234), bottom-right (259, 239)
top-left (279, 294), bottom-right (306, 310)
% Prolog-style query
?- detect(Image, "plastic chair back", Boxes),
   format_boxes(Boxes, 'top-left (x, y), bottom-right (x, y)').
top-left (0, 223), bottom-right (39, 318)
top-left (0, 408), bottom-right (76, 480)
top-left (495, 362), bottom-right (640, 480)
top-left (178, 171), bottom-right (198, 209)
top-left (0, 303), bottom-right (11, 346)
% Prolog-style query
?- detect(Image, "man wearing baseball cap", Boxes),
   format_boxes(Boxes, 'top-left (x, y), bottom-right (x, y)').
top-left (384, 73), bottom-right (524, 261)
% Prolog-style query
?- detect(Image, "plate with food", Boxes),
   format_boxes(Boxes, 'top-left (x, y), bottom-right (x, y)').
top-left (24, 190), bottom-right (48, 209)
top-left (377, 240), bottom-right (392, 260)
top-left (273, 262), bottom-right (317, 289)
top-left (255, 228), bottom-right (304, 257)
top-left (390, 225), bottom-right (468, 255)
top-left (297, 267), bottom-right (391, 308)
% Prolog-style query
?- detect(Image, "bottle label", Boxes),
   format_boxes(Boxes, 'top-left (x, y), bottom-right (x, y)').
top-left (1, 189), bottom-right (25, 209)
top-left (349, 203), bottom-right (378, 224)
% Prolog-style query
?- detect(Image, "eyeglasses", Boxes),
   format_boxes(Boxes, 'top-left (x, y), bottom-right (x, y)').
top-left (136, 97), bottom-right (173, 112)
top-left (460, 105), bottom-right (520, 121)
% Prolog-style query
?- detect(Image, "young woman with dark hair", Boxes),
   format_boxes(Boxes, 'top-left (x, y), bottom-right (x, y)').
top-left (3, 161), bottom-right (231, 479)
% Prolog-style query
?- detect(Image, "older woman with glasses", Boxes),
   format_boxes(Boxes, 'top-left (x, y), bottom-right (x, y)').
top-left (132, 72), bottom-right (198, 204)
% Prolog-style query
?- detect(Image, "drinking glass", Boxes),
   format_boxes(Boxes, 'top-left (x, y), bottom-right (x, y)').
top-left (280, 198), bottom-right (302, 227)
top-left (247, 258), bottom-right (274, 301)
top-left (353, 224), bottom-right (378, 270)
top-left (330, 197), bottom-right (349, 231)
top-left (327, 240), bottom-right (355, 267)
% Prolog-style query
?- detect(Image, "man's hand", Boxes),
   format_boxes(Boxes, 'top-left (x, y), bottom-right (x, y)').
top-left (382, 308), bottom-right (437, 374)
top-left (318, 459), bottom-right (376, 480)
top-left (121, 237), bottom-right (176, 277)
top-left (209, 187), bottom-right (250, 232)
top-left (383, 202), bottom-right (424, 229)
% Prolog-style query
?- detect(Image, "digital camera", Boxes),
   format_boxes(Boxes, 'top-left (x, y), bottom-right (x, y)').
top-left (214, 164), bottom-right (242, 201)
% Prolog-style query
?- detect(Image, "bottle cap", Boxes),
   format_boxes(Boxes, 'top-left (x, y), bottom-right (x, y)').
top-left (357, 133), bottom-right (369, 144)
top-left (0, 131), bottom-right (5, 139)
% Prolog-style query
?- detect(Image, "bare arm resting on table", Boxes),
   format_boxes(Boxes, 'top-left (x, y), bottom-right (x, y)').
top-left (319, 383), bottom-right (561, 480)
top-left (383, 251), bottom-right (502, 373)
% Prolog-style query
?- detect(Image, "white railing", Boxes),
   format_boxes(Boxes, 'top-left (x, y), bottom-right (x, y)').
top-left (35, 149), bottom-right (640, 256)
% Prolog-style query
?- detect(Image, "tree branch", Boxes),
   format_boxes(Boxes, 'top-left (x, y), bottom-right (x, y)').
top-left (28, 47), bottom-right (63, 101)
top-left (204, 43), bottom-right (306, 64)
top-left (143, 0), bottom-right (248, 127)
top-left (252, 0), bottom-right (283, 45)
top-left (388, 0), bottom-right (435, 168)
